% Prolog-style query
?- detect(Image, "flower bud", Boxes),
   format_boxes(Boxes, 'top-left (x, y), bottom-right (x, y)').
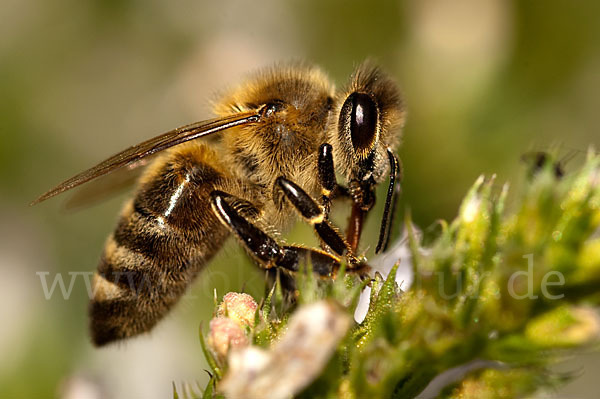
top-left (207, 317), bottom-right (249, 360)
top-left (217, 292), bottom-right (258, 328)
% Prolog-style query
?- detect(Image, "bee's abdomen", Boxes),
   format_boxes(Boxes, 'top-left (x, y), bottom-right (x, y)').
top-left (89, 146), bottom-right (232, 346)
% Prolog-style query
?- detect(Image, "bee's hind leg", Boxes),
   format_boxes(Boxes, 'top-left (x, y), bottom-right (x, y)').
top-left (209, 190), bottom-right (343, 278)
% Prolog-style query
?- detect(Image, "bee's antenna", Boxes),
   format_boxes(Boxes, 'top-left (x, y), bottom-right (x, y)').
top-left (375, 149), bottom-right (401, 254)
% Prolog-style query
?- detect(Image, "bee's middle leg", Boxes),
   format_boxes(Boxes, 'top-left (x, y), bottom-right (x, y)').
top-left (209, 190), bottom-right (343, 278)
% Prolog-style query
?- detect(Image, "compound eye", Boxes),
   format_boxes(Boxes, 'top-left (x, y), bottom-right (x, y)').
top-left (342, 92), bottom-right (378, 154)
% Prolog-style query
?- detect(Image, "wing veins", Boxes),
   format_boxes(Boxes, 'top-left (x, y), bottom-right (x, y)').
top-left (32, 112), bottom-right (259, 205)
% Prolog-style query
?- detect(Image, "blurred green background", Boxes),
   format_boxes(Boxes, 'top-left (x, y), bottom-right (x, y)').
top-left (1, 0), bottom-right (599, 397)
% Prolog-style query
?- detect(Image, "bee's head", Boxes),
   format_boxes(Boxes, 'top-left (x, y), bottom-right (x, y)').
top-left (330, 62), bottom-right (405, 184)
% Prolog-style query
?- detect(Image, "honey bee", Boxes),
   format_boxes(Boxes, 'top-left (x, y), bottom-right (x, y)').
top-left (33, 61), bottom-right (405, 346)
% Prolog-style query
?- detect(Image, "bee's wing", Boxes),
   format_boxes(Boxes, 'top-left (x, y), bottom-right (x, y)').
top-left (31, 111), bottom-right (260, 205)
top-left (61, 156), bottom-right (154, 211)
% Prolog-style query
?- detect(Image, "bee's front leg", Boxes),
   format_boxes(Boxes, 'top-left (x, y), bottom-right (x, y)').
top-left (274, 177), bottom-right (367, 269)
top-left (318, 143), bottom-right (371, 255)
top-left (209, 190), bottom-right (343, 278)
top-left (317, 143), bottom-right (337, 216)
top-left (317, 143), bottom-right (352, 211)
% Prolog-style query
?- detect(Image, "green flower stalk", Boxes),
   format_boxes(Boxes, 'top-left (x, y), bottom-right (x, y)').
top-left (178, 150), bottom-right (600, 399)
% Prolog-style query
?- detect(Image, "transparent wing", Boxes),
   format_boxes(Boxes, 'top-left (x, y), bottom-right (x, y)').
top-left (62, 157), bottom-right (153, 210)
top-left (32, 111), bottom-right (260, 205)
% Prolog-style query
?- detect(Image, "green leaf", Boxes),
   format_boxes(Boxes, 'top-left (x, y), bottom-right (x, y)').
top-left (198, 323), bottom-right (222, 379)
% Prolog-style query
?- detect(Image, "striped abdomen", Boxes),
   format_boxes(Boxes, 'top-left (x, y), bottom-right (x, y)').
top-left (89, 144), bottom-right (231, 346)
